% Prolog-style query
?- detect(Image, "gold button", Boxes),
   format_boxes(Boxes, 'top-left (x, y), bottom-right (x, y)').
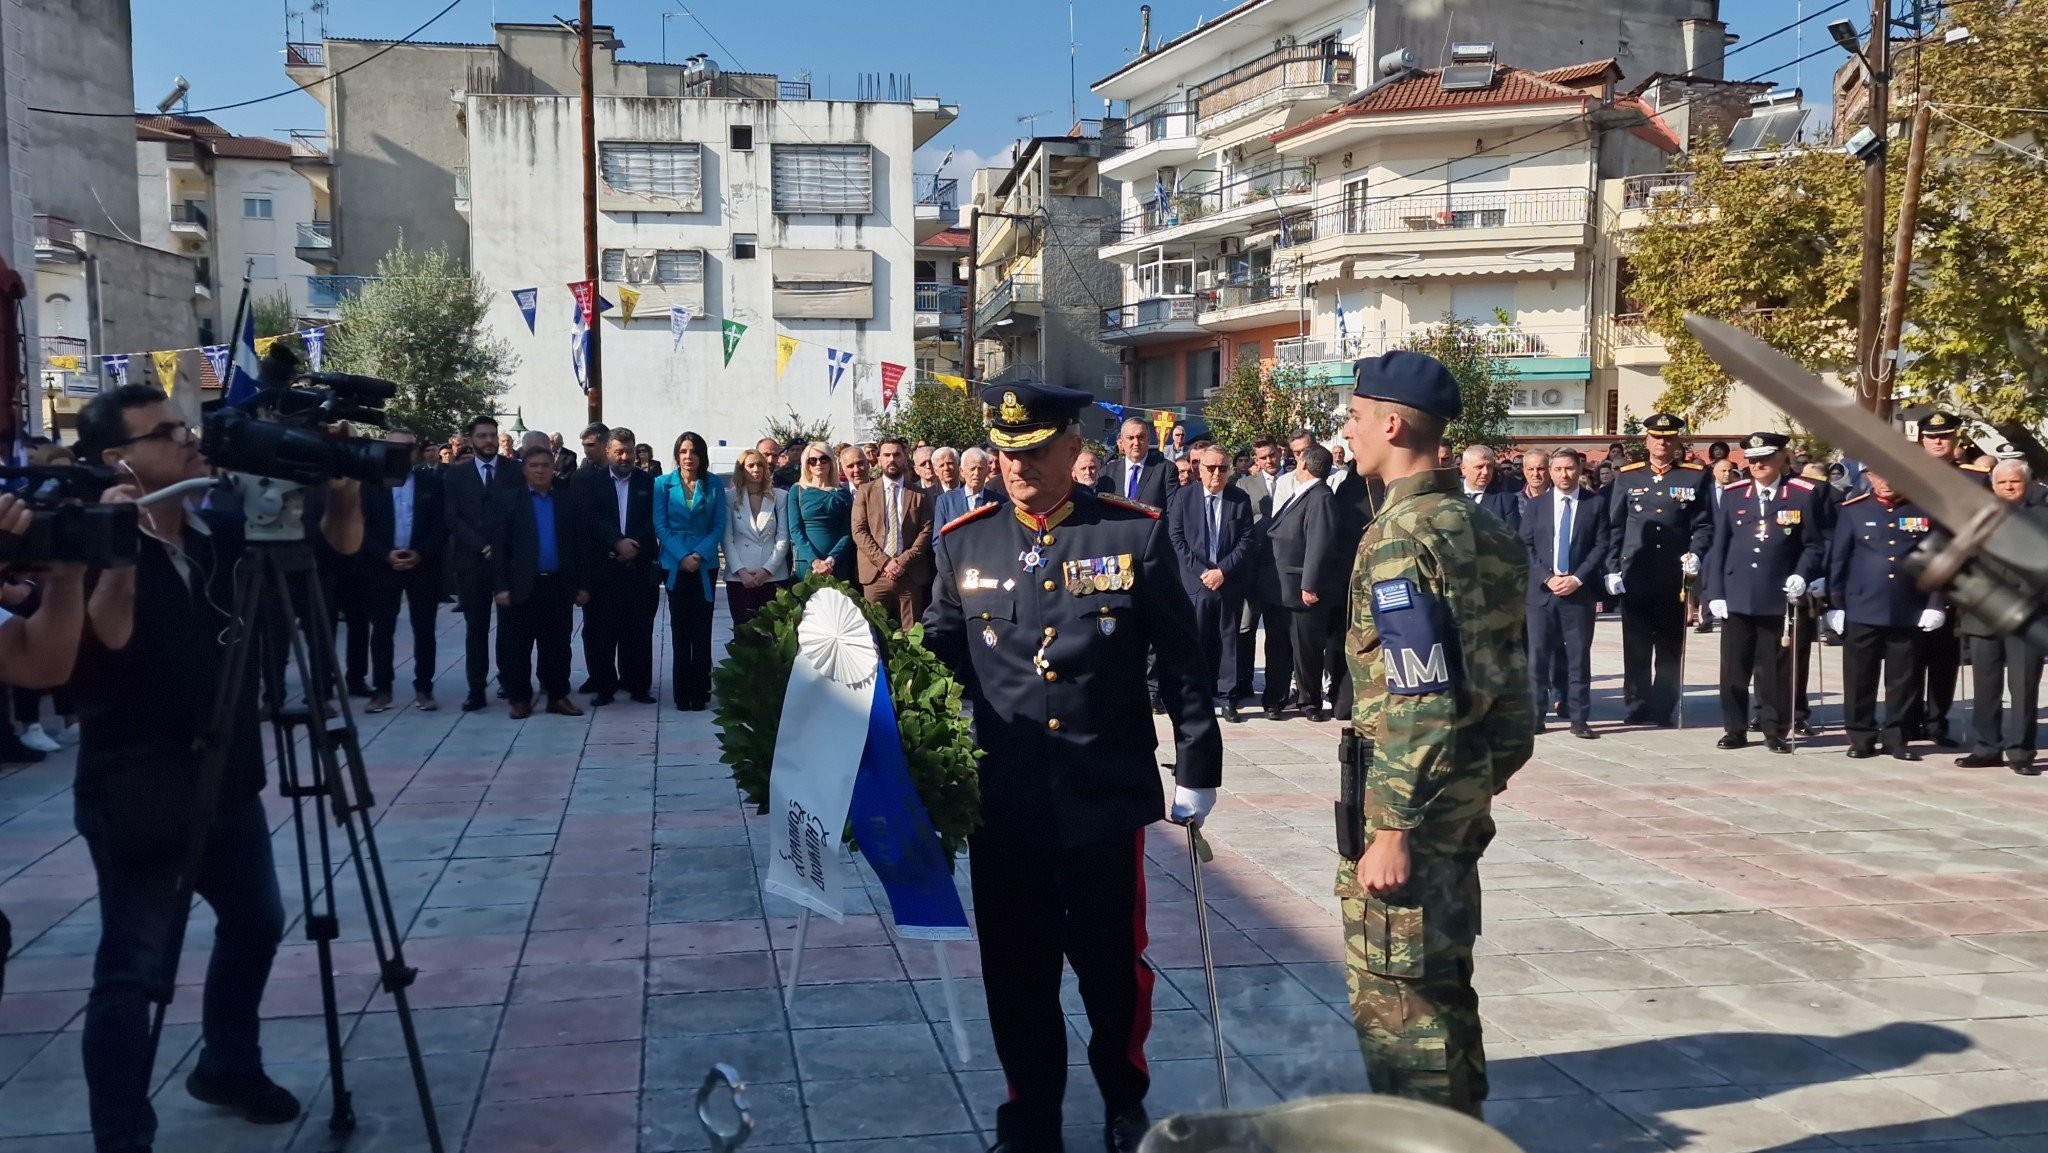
top-left (1041, 535), bottom-right (1055, 545)
top-left (1047, 717), bottom-right (1062, 731)
top-left (1044, 670), bottom-right (1058, 682)
top-left (1043, 580), bottom-right (1055, 591)
top-left (980, 612), bottom-right (991, 620)
top-left (1044, 627), bottom-right (1057, 637)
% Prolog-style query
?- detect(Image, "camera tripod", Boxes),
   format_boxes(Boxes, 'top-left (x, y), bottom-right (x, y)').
top-left (143, 484), bottom-right (442, 1151)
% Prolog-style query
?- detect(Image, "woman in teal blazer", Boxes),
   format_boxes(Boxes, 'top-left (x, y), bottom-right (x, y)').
top-left (787, 444), bottom-right (856, 584)
top-left (654, 431), bottom-right (726, 710)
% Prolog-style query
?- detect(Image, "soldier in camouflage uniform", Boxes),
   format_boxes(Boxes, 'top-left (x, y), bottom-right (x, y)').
top-left (1335, 351), bottom-right (1534, 1119)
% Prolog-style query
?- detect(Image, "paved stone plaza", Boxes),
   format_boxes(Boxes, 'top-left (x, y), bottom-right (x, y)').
top-left (4, 607), bottom-right (2048, 1152)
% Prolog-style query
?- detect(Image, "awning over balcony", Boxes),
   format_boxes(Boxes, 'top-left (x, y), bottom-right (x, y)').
top-left (1346, 247), bottom-right (1578, 280)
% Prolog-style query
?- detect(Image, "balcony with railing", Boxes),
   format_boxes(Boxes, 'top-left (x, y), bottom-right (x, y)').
top-left (778, 79), bottom-right (812, 100)
top-left (288, 130), bottom-right (328, 161)
top-left (1192, 41), bottom-right (1356, 136)
top-left (1102, 162), bottom-right (1317, 251)
top-left (1621, 171), bottom-right (1694, 210)
top-left (306, 274), bottom-right (371, 317)
top-left (985, 359), bottom-right (1044, 387)
top-left (1195, 277), bottom-right (1299, 330)
top-left (1276, 322), bottom-right (1592, 383)
top-left (169, 201), bottom-right (209, 237)
top-left (285, 41), bottom-right (326, 68)
top-left (915, 282), bottom-right (966, 333)
top-left (295, 220), bottom-right (333, 255)
top-left (33, 214), bottom-right (78, 262)
top-left (975, 274), bottom-right (1043, 331)
top-left (454, 166), bottom-right (471, 215)
top-left (194, 257), bottom-right (212, 299)
top-left (1099, 100), bottom-right (1199, 181)
top-left (914, 173), bottom-right (957, 240)
top-left (1100, 296), bottom-right (1202, 345)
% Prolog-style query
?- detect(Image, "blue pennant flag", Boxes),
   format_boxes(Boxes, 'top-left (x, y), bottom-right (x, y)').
top-left (826, 347), bottom-right (853, 394)
top-left (846, 661), bottom-right (971, 941)
top-left (513, 287), bottom-right (538, 333)
top-left (302, 326), bottom-right (325, 370)
top-left (571, 303), bottom-right (590, 392)
top-left (1095, 400), bottom-right (1125, 420)
top-left (100, 354), bottom-right (129, 387)
top-left (225, 307), bottom-right (261, 405)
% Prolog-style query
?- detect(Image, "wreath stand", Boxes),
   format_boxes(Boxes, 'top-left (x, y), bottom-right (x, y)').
top-left (781, 852), bottom-right (974, 1064)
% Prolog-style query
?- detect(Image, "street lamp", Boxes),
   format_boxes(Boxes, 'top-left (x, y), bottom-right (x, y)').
top-left (41, 373), bottom-right (59, 443)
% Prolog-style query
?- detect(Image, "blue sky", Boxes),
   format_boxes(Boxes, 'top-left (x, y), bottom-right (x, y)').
top-left (135, 0), bottom-right (1810, 175)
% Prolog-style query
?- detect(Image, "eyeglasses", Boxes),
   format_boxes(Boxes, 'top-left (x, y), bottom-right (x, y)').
top-left (111, 421), bottom-right (193, 448)
top-left (1198, 464), bottom-right (1229, 472)
top-left (804, 457), bottom-right (829, 465)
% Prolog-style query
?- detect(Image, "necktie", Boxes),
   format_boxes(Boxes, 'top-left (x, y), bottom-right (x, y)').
top-left (1206, 494), bottom-right (1219, 563)
top-left (1555, 496), bottom-right (1573, 576)
top-left (483, 461), bottom-right (494, 485)
top-left (885, 483), bottom-right (902, 556)
top-left (1126, 463), bottom-right (1139, 500)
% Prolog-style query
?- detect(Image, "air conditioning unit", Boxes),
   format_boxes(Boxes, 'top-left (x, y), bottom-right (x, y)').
top-left (1219, 236), bottom-right (1243, 256)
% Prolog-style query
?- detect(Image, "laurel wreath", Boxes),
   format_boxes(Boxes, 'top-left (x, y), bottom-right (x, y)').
top-left (711, 572), bottom-right (984, 858)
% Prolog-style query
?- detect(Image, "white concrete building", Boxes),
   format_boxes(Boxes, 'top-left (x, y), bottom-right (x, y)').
top-left (464, 92), bottom-right (949, 448)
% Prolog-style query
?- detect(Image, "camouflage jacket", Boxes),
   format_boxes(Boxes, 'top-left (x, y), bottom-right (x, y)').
top-left (1345, 467), bottom-right (1533, 853)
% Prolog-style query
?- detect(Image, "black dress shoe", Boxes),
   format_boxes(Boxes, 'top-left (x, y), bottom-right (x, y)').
top-left (1847, 746), bottom-right (1879, 759)
top-left (1220, 703), bottom-right (1243, 724)
top-left (1305, 707), bottom-right (1328, 723)
top-left (1765, 736), bottom-right (1794, 754)
top-left (1889, 746), bottom-right (1923, 762)
top-left (1571, 723), bottom-right (1600, 740)
top-left (1105, 1107), bottom-right (1150, 1153)
top-left (1716, 734), bottom-right (1748, 750)
top-left (186, 1067), bottom-right (302, 1125)
top-left (1793, 721), bottom-right (1814, 737)
top-left (590, 692), bottom-right (616, 707)
top-left (1957, 752), bottom-right (2003, 768)
top-left (460, 693), bottom-right (487, 712)
top-left (2012, 761), bottom-right (2042, 777)
top-left (629, 692), bottom-right (658, 705)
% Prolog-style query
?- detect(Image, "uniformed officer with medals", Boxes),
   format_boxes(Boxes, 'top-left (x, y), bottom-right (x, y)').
top-left (922, 382), bottom-right (1224, 1153)
top-left (1603, 412), bottom-right (1713, 726)
top-left (1704, 432), bottom-right (1828, 752)
top-left (1912, 410), bottom-right (1977, 744)
top-left (1824, 469), bottom-right (1946, 759)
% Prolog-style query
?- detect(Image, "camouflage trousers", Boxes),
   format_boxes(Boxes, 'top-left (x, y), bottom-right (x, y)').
top-left (1336, 836), bottom-right (1489, 1119)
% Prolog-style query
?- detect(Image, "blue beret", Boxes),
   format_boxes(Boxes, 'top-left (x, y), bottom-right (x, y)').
top-left (1352, 350), bottom-right (1463, 422)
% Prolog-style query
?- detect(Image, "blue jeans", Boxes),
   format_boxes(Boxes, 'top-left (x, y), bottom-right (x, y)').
top-left (76, 793), bottom-right (285, 1152)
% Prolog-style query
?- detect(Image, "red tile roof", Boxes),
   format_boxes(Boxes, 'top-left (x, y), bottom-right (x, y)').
top-left (922, 228), bottom-right (971, 250)
top-left (210, 137), bottom-right (293, 161)
top-left (134, 114), bottom-right (293, 161)
top-left (1536, 59), bottom-right (1620, 88)
top-left (1274, 59), bottom-right (1616, 142)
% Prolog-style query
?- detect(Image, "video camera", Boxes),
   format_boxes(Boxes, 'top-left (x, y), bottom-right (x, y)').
top-left (200, 346), bottom-right (412, 487)
top-left (0, 464), bottom-right (140, 568)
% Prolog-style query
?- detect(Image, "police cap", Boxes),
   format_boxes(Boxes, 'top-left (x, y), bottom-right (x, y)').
top-left (1741, 431), bottom-right (1790, 458)
top-left (1352, 350), bottom-right (1463, 421)
top-left (981, 381), bottom-right (1095, 451)
top-left (1918, 411), bottom-right (1963, 439)
top-left (1642, 411), bottom-right (1687, 437)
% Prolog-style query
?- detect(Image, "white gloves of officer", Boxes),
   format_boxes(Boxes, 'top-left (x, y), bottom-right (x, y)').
top-left (1680, 552), bottom-right (1701, 578)
top-left (1783, 575), bottom-right (1807, 601)
top-left (1171, 786), bottom-right (1217, 827)
top-left (1825, 609), bottom-right (1847, 634)
top-left (1605, 573), bottom-right (1625, 596)
top-left (1919, 608), bottom-right (1947, 632)
top-left (1809, 578), bottom-right (1827, 598)
top-left (1709, 599), bottom-right (1729, 620)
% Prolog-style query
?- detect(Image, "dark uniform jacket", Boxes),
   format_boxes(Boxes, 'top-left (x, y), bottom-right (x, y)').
top-left (1704, 475), bottom-right (1828, 617)
top-left (922, 488), bottom-right (1223, 848)
top-left (1605, 460), bottom-right (1712, 591)
top-left (1827, 492), bottom-right (1941, 629)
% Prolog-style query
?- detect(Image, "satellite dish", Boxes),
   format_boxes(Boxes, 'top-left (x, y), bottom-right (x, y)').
top-left (156, 76), bottom-right (190, 115)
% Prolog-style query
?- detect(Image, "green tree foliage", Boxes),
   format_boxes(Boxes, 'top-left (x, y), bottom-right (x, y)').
top-left (1401, 314), bottom-right (1516, 450)
top-left (871, 380), bottom-right (985, 449)
top-left (1201, 358), bottom-right (1340, 449)
top-left (321, 242), bottom-right (512, 443)
top-left (1625, 2), bottom-right (2048, 424)
top-left (762, 408), bottom-right (835, 447)
top-left (249, 290), bottom-right (304, 360)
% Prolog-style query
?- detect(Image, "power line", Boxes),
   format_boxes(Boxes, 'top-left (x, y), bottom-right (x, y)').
top-left (30, 0), bottom-right (468, 118)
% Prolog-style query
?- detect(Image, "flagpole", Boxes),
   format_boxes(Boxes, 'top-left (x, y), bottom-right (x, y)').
top-left (578, 0), bottom-right (603, 421)
top-left (223, 263), bottom-right (254, 396)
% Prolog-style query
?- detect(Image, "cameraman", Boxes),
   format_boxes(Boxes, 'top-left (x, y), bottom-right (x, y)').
top-left (71, 384), bottom-right (363, 1153)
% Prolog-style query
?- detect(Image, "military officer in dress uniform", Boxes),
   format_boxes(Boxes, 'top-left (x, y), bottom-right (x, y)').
top-left (1825, 469), bottom-right (1945, 760)
top-left (1913, 410), bottom-right (1974, 744)
top-left (1603, 412), bottom-right (1713, 727)
top-left (922, 382), bottom-right (1224, 1153)
top-left (1704, 432), bottom-right (1828, 753)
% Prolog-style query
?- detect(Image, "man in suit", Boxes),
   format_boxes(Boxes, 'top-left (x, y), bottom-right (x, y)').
top-left (934, 447), bottom-right (1000, 525)
top-left (1322, 456), bottom-right (1383, 721)
top-left (1262, 443), bottom-right (1347, 722)
top-left (1960, 459), bottom-right (2045, 773)
top-left (1096, 417), bottom-right (1177, 509)
top-left (1231, 436), bottom-right (1290, 709)
top-left (1520, 448), bottom-right (1611, 739)
top-left (360, 430), bottom-right (446, 713)
top-left (1167, 447), bottom-right (1256, 722)
top-left (443, 414), bottom-right (522, 712)
top-left (493, 446), bottom-right (589, 718)
top-left (838, 442), bottom-right (872, 492)
top-left (574, 427), bottom-right (661, 707)
top-left (1458, 444), bottom-right (1521, 531)
top-left (852, 436), bottom-right (934, 630)
top-left (1270, 429), bottom-right (1316, 513)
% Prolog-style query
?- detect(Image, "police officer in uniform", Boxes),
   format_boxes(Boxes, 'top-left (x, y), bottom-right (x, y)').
top-left (1824, 469), bottom-right (1945, 760)
top-left (1337, 352), bottom-right (1533, 1119)
top-left (1603, 412), bottom-right (1712, 727)
top-left (1704, 433), bottom-right (1827, 753)
top-left (1912, 411), bottom-right (1974, 744)
top-left (923, 382), bottom-right (1224, 1153)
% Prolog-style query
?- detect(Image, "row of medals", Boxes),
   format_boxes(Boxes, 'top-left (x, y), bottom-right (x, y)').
top-left (1060, 554), bottom-right (1133, 596)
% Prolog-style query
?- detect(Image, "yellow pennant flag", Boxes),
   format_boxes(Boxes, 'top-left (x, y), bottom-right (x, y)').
top-left (934, 373), bottom-right (968, 393)
top-left (254, 335), bottom-right (278, 358)
top-left (152, 349), bottom-right (182, 395)
top-left (617, 285), bottom-right (641, 324)
top-left (48, 354), bottom-right (81, 372)
top-left (775, 334), bottom-right (799, 380)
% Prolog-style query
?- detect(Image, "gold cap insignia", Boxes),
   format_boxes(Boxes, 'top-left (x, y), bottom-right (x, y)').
top-left (999, 391), bottom-right (1029, 424)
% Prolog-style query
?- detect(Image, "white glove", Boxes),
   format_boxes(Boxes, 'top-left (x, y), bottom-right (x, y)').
top-left (1605, 573), bottom-right (1624, 596)
top-left (1918, 608), bottom-right (1947, 632)
top-left (1825, 609), bottom-right (1846, 634)
top-left (1709, 599), bottom-right (1729, 620)
top-left (1171, 786), bottom-right (1217, 827)
top-left (1783, 575), bottom-right (1807, 601)
top-left (1680, 552), bottom-right (1700, 577)
top-left (1809, 578), bottom-right (1827, 597)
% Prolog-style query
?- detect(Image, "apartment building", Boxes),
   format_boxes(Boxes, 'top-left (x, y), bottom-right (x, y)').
top-left (916, 225), bottom-right (969, 377)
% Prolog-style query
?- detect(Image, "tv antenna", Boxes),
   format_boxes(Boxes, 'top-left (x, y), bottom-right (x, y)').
top-left (1016, 109), bottom-right (1054, 136)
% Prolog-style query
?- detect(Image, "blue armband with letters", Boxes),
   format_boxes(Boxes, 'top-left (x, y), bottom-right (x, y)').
top-left (1370, 578), bottom-right (1454, 695)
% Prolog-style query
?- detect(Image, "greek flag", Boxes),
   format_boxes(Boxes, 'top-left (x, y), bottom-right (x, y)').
top-left (224, 306), bottom-right (262, 405)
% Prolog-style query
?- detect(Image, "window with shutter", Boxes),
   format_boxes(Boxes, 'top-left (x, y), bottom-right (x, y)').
top-left (771, 144), bottom-right (873, 214)
top-left (602, 248), bottom-right (706, 285)
top-left (597, 142), bottom-right (705, 209)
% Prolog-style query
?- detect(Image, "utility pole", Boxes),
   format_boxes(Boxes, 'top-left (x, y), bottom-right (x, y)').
top-left (1854, 0), bottom-right (1891, 415)
top-left (579, 0), bottom-right (604, 422)
top-left (1878, 100), bottom-right (1931, 425)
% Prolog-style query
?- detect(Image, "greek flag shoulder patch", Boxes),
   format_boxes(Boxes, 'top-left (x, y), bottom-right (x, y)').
top-left (1372, 579), bottom-right (1415, 612)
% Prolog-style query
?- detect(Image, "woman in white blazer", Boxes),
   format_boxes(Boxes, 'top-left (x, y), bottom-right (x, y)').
top-left (723, 449), bottom-right (792, 629)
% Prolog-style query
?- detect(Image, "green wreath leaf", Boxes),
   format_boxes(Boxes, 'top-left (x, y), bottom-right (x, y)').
top-left (711, 573), bottom-right (984, 858)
